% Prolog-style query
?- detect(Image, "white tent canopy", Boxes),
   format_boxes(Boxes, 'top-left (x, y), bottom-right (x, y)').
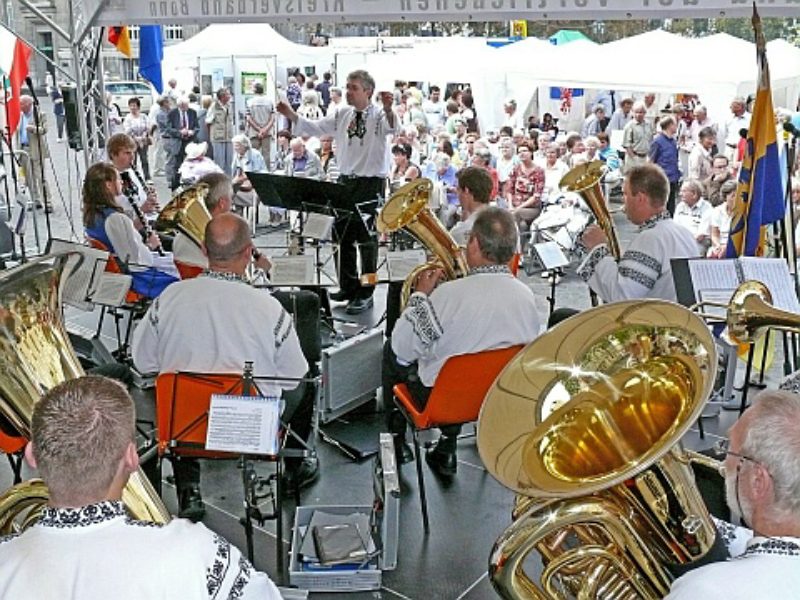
top-left (162, 24), bottom-right (336, 91)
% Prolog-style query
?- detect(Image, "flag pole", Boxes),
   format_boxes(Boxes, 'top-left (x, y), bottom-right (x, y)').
top-left (2, 75), bottom-right (19, 259)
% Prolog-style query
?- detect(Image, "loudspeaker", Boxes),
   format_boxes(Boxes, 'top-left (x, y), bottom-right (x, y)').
top-left (61, 84), bottom-right (82, 151)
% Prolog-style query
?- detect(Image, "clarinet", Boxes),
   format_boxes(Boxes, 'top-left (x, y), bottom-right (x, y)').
top-left (120, 171), bottom-right (164, 257)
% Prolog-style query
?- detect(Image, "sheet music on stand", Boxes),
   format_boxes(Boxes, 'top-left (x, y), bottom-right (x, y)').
top-left (48, 238), bottom-right (125, 311)
top-left (383, 249), bottom-right (426, 282)
top-left (674, 257), bottom-right (800, 314)
top-left (302, 212), bottom-right (335, 242)
top-left (269, 255), bottom-right (319, 287)
top-left (531, 241), bottom-right (570, 271)
top-left (206, 393), bottom-right (284, 455)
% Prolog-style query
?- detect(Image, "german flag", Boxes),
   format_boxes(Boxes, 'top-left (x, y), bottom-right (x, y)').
top-left (108, 26), bottom-right (132, 58)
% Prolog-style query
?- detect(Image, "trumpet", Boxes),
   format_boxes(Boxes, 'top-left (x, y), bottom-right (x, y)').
top-left (693, 280), bottom-right (800, 344)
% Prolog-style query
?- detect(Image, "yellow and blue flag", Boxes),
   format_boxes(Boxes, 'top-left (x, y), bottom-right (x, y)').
top-left (726, 7), bottom-right (784, 258)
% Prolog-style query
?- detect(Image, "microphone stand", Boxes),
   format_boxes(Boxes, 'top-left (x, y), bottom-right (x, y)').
top-left (784, 128), bottom-right (799, 372)
top-left (27, 79), bottom-right (53, 243)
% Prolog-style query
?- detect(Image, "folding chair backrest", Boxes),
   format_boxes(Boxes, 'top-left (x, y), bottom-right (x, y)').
top-left (423, 344), bottom-right (524, 427)
top-left (175, 260), bottom-right (203, 280)
top-left (86, 237), bottom-right (145, 304)
top-left (86, 237), bottom-right (120, 274)
top-left (155, 372), bottom-right (244, 459)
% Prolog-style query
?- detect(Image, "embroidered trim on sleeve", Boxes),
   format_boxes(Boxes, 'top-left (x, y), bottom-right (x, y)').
top-left (273, 308), bottom-right (290, 349)
top-left (403, 293), bottom-right (443, 349)
top-left (577, 245), bottom-right (611, 282)
top-left (622, 250), bottom-right (663, 277)
top-left (619, 266), bottom-right (656, 289)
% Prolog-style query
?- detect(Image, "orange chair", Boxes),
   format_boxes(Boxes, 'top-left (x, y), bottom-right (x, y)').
top-left (86, 237), bottom-right (151, 361)
top-left (86, 237), bottom-right (145, 304)
top-left (0, 420), bottom-right (26, 485)
top-left (509, 252), bottom-right (521, 277)
top-left (155, 371), bottom-right (288, 563)
top-left (393, 344), bottom-right (524, 532)
top-left (174, 260), bottom-right (203, 280)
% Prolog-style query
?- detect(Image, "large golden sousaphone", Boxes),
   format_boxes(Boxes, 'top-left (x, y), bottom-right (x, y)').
top-left (478, 300), bottom-right (719, 599)
top-left (155, 183), bottom-right (212, 247)
top-left (376, 178), bottom-right (468, 307)
top-left (0, 256), bottom-right (170, 534)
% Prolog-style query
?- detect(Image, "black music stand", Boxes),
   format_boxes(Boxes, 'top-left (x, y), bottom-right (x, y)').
top-left (248, 172), bottom-right (355, 228)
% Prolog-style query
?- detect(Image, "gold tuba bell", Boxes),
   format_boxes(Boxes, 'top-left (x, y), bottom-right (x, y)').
top-left (155, 183), bottom-right (212, 247)
top-left (376, 178), bottom-right (468, 307)
top-left (0, 256), bottom-right (171, 529)
top-left (478, 300), bottom-right (720, 599)
top-left (560, 160), bottom-right (621, 259)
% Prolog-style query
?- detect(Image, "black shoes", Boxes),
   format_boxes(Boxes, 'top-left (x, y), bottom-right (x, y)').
top-left (178, 485), bottom-right (205, 522)
top-left (394, 437), bottom-right (414, 465)
top-left (346, 297), bottom-right (373, 315)
top-left (328, 289), bottom-right (352, 302)
top-left (425, 442), bottom-right (457, 477)
top-left (282, 456), bottom-right (320, 496)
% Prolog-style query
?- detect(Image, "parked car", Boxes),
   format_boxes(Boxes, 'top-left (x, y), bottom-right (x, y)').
top-left (105, 80), bottom-right (157, 115)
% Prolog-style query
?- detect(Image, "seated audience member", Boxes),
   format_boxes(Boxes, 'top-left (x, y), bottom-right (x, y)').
top-left (540, 146), bottom-right (569, 197)
top-left (578, 164), bottom-right (698, 302)
top-left (383, 208), bottom-right (541, 474)
top-left (0, 375), bottom-right (281, 599)
top-left (505, 141), bottom-right (546, 234)
top-left (470, 147), bottom-right (499, 199)
top-left (708, 180), bottom-right (737, 258)
top-left (450, 166), bottom-right (492, 246)
top-left (423, 152), bottom-right (459, 228)
top-left (674, 179), bottom-right (713, 255)
top-left (83, 162), bottom-right (179, 298)
top-left (132, 214), bottom-right (310, 519)
top-left (230, 134), bottom-right (267, 214)
top-left (389, 143), bottom-right (421, 194)
top-left (284, 137), bottom-right (322, 180)
top-left (178, 141), bottom-right (222, 186)
top-left (666, 390), bottom-right (800, 599)
top-left (704, 154), bottom-right (734, 207)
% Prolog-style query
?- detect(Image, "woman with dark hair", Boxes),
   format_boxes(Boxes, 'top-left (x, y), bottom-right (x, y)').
top-left (389, 143), bottom-right (420, 193)
top-left (83, 162), bottom-right (179, 297)
top-left (504, 140), bottom-right (545, 233)
top-left (460, 90), bottom-right (479, 135)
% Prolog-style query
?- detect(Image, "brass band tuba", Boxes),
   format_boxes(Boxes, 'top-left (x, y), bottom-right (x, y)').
top-left (560, 160), bottom-right (621, 259)
top-left (376, 178), bottom-right (468, 307)
top-left (0, 256), bottom-right (170, 530)
top-left (478, 300), bottom-right (719, 599)
top-left (155, 183), bottom-right (212, 247)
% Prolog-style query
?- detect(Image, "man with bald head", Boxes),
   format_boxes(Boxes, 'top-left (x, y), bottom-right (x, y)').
top-left (133, 213), bottom-right (310, 520)
top-left (17, 94), bottom-right (51, 212)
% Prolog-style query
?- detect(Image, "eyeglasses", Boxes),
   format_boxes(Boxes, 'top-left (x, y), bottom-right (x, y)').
top-left (714, 438), bottom-right (766, 476)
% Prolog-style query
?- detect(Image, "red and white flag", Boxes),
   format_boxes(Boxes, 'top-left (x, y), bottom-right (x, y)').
top-left (0, 28), bottom-right (32, 136)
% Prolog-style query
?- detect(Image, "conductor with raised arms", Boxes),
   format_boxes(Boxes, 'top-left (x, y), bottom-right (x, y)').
top-left (277, 69), bottom-right (396, 314)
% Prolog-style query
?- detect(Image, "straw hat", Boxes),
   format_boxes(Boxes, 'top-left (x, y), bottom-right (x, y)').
top-left (184, 141), bottom-right (207, 160)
